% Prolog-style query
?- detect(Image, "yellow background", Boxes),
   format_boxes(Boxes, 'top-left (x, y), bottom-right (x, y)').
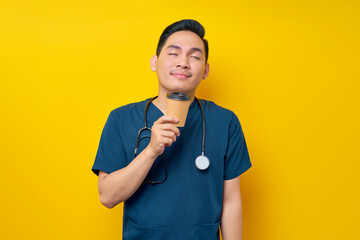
top-left (1, 0), bottom-right (359, 239)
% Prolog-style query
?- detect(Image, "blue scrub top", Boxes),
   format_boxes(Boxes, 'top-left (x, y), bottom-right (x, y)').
top-left (92, 98), bottom-right (251, 240)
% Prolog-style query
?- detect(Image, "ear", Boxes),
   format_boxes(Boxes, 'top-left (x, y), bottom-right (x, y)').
top-left (203, 63), bottom-right (210, 80)
top-left (150, 55), bottom-right (158, 72)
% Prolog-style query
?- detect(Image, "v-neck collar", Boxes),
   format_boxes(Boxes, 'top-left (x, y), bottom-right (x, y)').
top-left (146, 98), bottom-right (198, 128)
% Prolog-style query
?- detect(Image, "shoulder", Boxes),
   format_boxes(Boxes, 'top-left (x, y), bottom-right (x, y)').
top-left (109, 99), bottom-right (148, 119)
top-left (199, 99), bottom-right (237, 123)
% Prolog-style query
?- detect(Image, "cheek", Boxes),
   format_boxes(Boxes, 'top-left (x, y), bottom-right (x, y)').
top-left (158, 60), bottom-right (172, 72)
top-left (194, 65), bottom-right (206, 76)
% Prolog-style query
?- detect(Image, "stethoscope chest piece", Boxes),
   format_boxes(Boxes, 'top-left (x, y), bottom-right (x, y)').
top-left (195, 155), bottom-right (210, 170)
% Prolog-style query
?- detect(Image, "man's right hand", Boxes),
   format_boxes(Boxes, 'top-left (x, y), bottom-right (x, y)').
top-left (147, 115), bottom-right (180, 157)
top-left (98, 116), bottom-right (180, 208)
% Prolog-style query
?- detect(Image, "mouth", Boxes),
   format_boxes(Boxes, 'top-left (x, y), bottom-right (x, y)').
top-left (170, 70), bottom-right (192, 79)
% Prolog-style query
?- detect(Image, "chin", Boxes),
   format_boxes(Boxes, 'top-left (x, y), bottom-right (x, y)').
top-left (160, 83), bottom-right (196, 95)
top-left (169, 88), bottom-right (191, 94)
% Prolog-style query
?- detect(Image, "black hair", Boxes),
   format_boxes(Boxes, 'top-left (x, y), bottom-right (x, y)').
top-left (156, 19), bottom-right (209, 62)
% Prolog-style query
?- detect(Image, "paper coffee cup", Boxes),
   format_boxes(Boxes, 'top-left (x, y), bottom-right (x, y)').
top-left (166, 92), bottom-right (191, 127)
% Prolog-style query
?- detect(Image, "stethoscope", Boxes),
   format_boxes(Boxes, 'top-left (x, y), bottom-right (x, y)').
top-left (134, 96), bottom-right (210, 185)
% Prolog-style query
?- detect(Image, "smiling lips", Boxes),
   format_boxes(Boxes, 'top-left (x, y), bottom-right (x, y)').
top-left (170, 70), bottom-right (192, 79)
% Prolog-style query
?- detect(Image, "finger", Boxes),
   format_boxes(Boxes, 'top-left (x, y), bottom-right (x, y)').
top-left (154, 115), bottom-right (179, 125)
top-left (160, 124), bottom-right (180, 137)
top-left (159, 124), bottom-right (180, 137)
top-left (151, 123), bottom-right (177, 136)
top-left (160, 131), bottom-right (177, 143)
top-left (163, 137), bottom-right (175, 147)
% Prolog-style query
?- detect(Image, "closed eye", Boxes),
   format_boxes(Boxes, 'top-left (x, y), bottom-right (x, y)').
top-left (191, 56), bottom-right (201, 60)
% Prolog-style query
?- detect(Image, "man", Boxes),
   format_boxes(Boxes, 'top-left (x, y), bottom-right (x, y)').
top-left (92, 19), bottom-right (251, 240)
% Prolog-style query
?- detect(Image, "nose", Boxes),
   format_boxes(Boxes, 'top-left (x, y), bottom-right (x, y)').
top-left (176, 56), bottom-right (189, 69)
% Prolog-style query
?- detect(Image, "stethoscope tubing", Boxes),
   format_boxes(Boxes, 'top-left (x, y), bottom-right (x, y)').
top-left (134, 96), bottom-right (208, 185)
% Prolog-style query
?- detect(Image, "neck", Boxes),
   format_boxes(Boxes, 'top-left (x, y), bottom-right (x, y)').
top-left (152, 90), bottom-right (195, 115)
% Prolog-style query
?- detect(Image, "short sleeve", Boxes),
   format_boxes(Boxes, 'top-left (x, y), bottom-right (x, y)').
top-left (224, 112), bottom-right (252, 180)
top-left (92, 111), bottom-right (128, 176)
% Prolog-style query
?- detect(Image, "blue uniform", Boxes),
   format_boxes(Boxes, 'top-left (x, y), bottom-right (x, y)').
top-left (92, 98), bottom-right (252, 240)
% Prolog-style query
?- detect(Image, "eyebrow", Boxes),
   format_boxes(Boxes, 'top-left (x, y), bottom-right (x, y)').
top-left (167, 45), bottom-right (203, 55)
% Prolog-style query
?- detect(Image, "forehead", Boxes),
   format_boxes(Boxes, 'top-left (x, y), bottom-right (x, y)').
top-left (164, 31), bottom-right (205, 51)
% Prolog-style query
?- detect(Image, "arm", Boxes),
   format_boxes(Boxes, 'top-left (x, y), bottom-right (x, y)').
top-left (97, 116), bottom-right (180, 208)
top-left (220, 176), bottom-right (243, 240)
